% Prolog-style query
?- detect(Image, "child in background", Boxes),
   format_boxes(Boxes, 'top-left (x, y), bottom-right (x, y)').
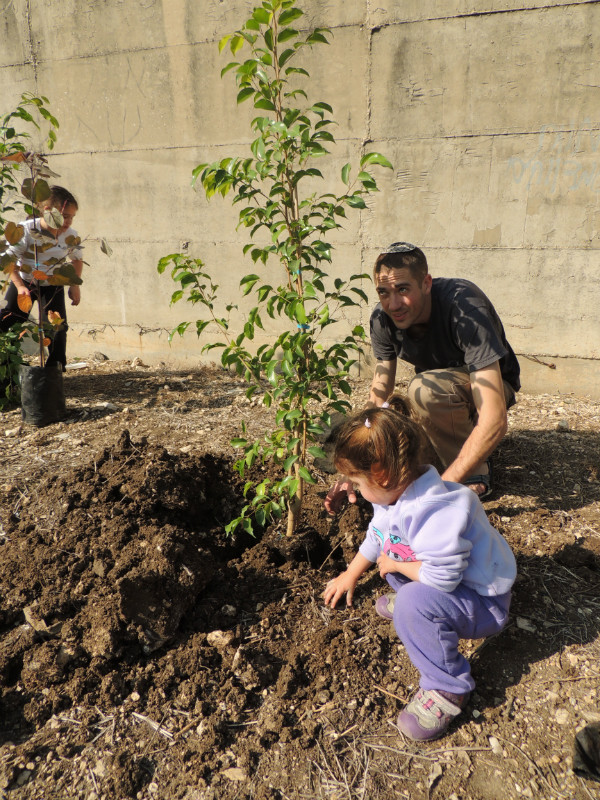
top-left (323, 395), bottom-right (516, 741)
top-left (0, 185), bottom-right (83, 371)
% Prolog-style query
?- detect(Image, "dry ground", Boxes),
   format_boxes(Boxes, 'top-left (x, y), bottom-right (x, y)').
top-left (0, 357), bottom-right (599, 800)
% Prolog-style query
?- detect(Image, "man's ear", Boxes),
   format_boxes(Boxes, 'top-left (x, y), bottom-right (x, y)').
top-left (422, 273), bottom-right (433, 294)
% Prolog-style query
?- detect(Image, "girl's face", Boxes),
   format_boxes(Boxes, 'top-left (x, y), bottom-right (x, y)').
top-left (351, 473), bottom-right (404, 506)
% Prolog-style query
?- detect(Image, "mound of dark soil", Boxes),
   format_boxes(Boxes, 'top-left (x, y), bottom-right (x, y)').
top-left (0, 363), bottom-right (599, 799)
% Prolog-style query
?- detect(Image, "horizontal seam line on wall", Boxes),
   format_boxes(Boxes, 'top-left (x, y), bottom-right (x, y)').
top-left (7, 2), bottom-right (600, 68)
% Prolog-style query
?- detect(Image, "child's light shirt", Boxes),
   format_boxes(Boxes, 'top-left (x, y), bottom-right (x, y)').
top-left (359, 465), bottom-right (516, 596)
top-left (6, 219), bottom-right (82, 284)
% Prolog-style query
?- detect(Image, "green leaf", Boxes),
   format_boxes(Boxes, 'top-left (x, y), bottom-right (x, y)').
top-left (278, 28), bottom-right (298, 43)
top-left (306, 31), bottom-right (329, 45)
top-left (252, 7), bottom-right (271, 24)
top-left (279, 7), bottom-right (303, 25)
top-left (237, 86), bottom-right (255, 104)
top-left (220, 61), bottom-right (239, 77)
top-left (254, 98), bottom-right (276, 111)
top-left (311, 101), bottom-right (333, 115)
top-left (346, 194), bottom-right (367, 209)
top-left (360, 152), bottom-right (393, 169)
top-left (283, 453), bottom-right (299, 471)
top-left (218, 34), bottom-right (232, 53)
top-left (298, 466), bottom-right (315, 484)
top-left (341, 163), bottom-right (351, 185)
top-left (230, 34), bottom-right (244, 54)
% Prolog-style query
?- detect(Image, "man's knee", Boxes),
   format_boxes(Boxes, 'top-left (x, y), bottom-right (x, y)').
top-left (408, 369), bottom-right (472, 417)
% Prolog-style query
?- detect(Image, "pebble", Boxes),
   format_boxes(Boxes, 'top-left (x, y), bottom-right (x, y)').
top-left (516, 617), bottom-right (537, 633)
top-left (16, 770), bottom-right (31, 786)
top-left (555, 708), bottom-right (570, 725)
top-left (222, 768), bottom-right (247, 782)
top-left (4, 427), bottom-right (21, 437)
top-left (97, 402), bottom-right (118, 411)
top-left (489, 736), bottom-right (503, 756)
top-left (556, 419), bottom-right (570, 432)
top-left (206, 630), bottom-right (235, 649)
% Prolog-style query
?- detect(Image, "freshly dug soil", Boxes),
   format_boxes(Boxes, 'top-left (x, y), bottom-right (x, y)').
top-left (1, 359), bottom-right (599, 800)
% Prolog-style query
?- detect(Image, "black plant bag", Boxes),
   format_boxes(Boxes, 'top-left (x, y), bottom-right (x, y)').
top-left (19, 363), bottom-right (66, 426)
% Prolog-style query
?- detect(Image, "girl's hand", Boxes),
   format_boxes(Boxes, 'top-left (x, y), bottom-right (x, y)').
top-left (377, 553), bottom-right (398, 579)
top-left (323, 572), bottom-right (358, 608)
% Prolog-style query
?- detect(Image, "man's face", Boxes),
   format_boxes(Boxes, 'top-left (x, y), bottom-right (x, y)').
top-left (375, 266), bottom-right (432, 330)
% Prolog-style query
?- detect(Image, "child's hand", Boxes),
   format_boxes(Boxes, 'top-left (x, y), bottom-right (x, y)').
top-left (377, 553), bottom-right (398, 579)
top-left (323, 572), bottom-right (358, 609)
top-left (68, 285), bottom-right (81, 306)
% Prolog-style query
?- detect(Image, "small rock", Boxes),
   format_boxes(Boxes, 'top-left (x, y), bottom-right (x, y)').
top-left (488, 736), bottom-right (503, 756)
top-left (221, 604), bottom-right (236, 617)
top-left (222, 767), bottom-right (247, 782)
top-left (65, 362), bottom-right (88, 370)
top-left (4, 426), bottom-right (22, 438)
top-left (97, 402), bottom-right (118, 411)
top-left (555, 708), bottom-right (570, 725)
top-left (92, 560), bottom-right (107, 578)
top-left (131, 357), bottom-right (147, 367)
top-left (16, 770), bottom-right (31, 786)
top-left (56, 644), bottom-right (77, 668)
top-left (92, 352), bottom-right (109, 361)
top-left (556, 419), bottom-right (570, 432)
top-left (206, 630), bottom-right (235, 649)
top-left (516, 616), bottom-right (537, 633)
top-left (92, 758), bottom-right (108, 778)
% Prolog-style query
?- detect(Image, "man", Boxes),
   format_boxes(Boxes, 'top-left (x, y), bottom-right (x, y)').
top-left (0, 185), bottom-right (83, 371)
top-left (325, 242), bottom-right (520, 511)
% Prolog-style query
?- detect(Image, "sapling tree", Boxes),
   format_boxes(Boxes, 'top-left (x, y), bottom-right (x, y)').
top-left (159, 0), bottom-right (392, 536)
top-left (0, 94), bottom-right (84, 371)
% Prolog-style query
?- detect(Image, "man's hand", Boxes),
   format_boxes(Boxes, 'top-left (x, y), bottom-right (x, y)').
top-left (441, 362), bottom-right (508, 486)
top-left (68, 285), bottom-right (81, 306)
top-left (324, 477), bottom-right (357, 516)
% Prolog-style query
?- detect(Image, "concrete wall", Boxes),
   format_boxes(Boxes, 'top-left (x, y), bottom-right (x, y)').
top-left (1, 0), bottom-right (599, 396)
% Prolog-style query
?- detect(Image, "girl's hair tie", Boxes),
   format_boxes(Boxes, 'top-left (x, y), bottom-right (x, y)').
top-left (381, 401), bottom-right (390, 408)
top-left (364, 418), bottom-right (371, 429)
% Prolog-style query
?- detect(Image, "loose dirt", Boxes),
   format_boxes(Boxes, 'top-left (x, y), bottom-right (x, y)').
top-left (1, 358), bottom-right (599, 800)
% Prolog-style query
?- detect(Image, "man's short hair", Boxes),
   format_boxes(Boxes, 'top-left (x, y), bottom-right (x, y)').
top-left (48, 185), bottom-right (78, 210)
top-left (373, 242), bottom-right (428, 284)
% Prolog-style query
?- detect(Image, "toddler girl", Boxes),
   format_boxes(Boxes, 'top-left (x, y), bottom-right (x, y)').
top-left (323, 395), bottom-right (516, 741)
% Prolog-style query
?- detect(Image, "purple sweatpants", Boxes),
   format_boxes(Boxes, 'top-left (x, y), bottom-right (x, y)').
top-left (386, 574), bottom-right (511, 695)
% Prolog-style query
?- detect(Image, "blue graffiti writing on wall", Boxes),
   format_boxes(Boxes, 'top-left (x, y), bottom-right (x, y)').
top-left (507, 121), bottom-right (600, 194)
